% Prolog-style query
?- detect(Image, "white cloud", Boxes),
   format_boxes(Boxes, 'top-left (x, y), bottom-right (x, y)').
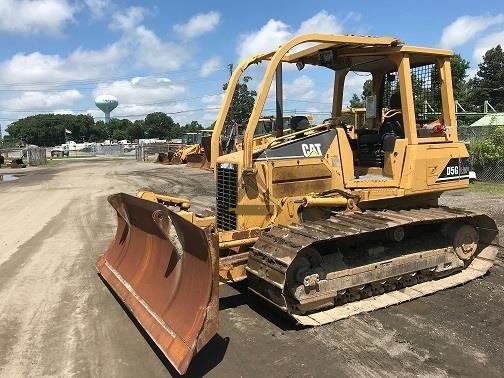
top-left (93, 76), bottom-right (186, 103)
top-left (440, 14), bottom-right (504, 48)
top-left (90, 76), bottom-right (190, 121)
top-left (200, 57), bottom-right (222, 77)
top-left (297, 10), bottom-right (344, 35)
top-left (342, 72), bottom-right (369, 107)
top-left (65, 43), bottom-right (124, 73)
top-left (343, 12), bottom-right (363, 24)
top-left (0, 52), bottom-right (64, 84)
top-left (1, 90), bottom-right (83, 110)
top-left (108, 7), bottom-right (190, 71)
top-left (0, 0), bottom-right (75, 36)
top-left (199, 94), bottom-right (223, 124)
top-left (126, 25), bottom-right (189, 71)
top-left (473, 30), bottom-right (504, 63)
top-left (52, 109), bottom-right (76, 115)
top-left (84, 0), bottom-right (111, 19)
top-left (110, 6), bottom-right (147, 31)
top-left (284, 75), bottom-right (317, 101)
top-left (174, 11), bottom-right (220, 39)
top-left (201, 94), bottom-right (222, 105)
top-left (0, 5), bottom-right (196, 126)
top-left (237, 19), bottom-right (291, 60)
top-left (237, 11), bottom-right (346, 61)
top-left (0, 43), bottom-right (125, 86)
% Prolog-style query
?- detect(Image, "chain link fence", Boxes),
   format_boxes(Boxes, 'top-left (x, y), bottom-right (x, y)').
top-left (91, 144), bottom-right (125, 156)
top-left (26, 147), bottom-right (47, 166)
top-left (135, 143), bottom-right (181, 162)
top-left (0, 147), bottom-right (48, 167)
top-left (459, 124), bottom-right (504, 183)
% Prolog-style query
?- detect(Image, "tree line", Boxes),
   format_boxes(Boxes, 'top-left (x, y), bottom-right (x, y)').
top-left (349, 45), bottom-right (504, 120)
top-left (3, 112), bottom-right (206, 147)
top-left (3, 77), bottom-right (257, 147)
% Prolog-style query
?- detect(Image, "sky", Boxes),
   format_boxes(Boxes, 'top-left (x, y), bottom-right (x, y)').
top-left (0, 0), bottom-right (503, 136)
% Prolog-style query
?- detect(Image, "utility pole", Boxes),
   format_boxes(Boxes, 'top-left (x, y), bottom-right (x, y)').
top-left (227, 64), bottom-right (233, 79)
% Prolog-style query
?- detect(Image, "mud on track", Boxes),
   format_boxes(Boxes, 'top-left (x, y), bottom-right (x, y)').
top-left (0, 159), bottom-right (502, 377)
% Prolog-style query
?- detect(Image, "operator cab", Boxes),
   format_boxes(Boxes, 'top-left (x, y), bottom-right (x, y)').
top-left (327, 47), bottom-right (455, 185)
top-left (212, 34), bottom-right (460, 201)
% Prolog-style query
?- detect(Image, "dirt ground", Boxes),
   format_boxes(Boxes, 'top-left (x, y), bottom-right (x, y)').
top-left (0, 158), bottom-right (503, 378)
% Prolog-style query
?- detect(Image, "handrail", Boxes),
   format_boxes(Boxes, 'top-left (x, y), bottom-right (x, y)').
top-left (241, 33), bottom-right (400, 170)
top-left (209, 52), bottom-right (274, 169)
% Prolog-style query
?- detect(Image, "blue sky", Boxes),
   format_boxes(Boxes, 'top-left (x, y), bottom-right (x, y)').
top-left (0, 0), bottom-right (503, 135)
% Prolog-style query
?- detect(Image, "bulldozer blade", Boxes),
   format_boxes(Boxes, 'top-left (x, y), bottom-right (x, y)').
top-left (96, 193), bottom-right (219, 374)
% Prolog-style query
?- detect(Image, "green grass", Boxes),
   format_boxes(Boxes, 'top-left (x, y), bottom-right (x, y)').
top-left (46, 159), bottom-right (64, 166)
top-left (468, 181), bottom-right (504, 194)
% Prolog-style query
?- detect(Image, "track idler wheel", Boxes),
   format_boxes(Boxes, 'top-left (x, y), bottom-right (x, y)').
top-left (287, 248), bottom-right (323, 291)
top-left (449, 224), bottom-right (479, 261)
top-left (387, 226), bottom-right (405, 242)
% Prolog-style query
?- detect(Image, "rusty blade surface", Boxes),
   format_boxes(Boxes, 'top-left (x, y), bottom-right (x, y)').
top-left (96, 193), bottom-right (219, 374)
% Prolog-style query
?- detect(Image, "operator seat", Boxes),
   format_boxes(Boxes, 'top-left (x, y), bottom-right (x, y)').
top-left (290, 116), bottom-right (310, 131)
top-left (357, 93), bottom-right (404, 168)
top-left (379, 92), bottom-right (404, 140)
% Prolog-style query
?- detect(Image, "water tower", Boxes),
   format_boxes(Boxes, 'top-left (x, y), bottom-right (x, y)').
top-left (95, 95), bottom-right (118, 123)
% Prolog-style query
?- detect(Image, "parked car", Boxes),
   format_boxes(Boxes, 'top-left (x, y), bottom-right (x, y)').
top-left (51, 145), bottom-right (69, 157)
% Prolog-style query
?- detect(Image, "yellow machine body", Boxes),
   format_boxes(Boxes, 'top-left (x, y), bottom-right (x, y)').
top-left (97, 34), bottom-right (499, 374)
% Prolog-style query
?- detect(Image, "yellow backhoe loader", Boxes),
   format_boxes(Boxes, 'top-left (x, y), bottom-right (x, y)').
top-left (159, 130), bottom-right (213, 168)
top-left (96, 33), bottom-right (500, 374)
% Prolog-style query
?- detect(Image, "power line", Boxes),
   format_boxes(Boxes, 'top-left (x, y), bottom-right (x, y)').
top-left (0, 92), bottom-right (224, 113)
top-left (0, 65), bottom-right (230, 89)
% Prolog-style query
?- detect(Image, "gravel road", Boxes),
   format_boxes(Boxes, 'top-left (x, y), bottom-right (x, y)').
top-left (0, 159), bottom-right (502, 377)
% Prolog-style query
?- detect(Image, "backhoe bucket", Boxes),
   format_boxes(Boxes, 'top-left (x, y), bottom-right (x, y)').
top-left (96, 193), bottom-right (219, 375)
top-left (156, 151), bottom-right (176, 164)
top-left (170, 154), bottom-right (182, 165)
top-left (186, 153), bottom-right (204, 168)
top-left (199, 135), bottom-right (212, 170)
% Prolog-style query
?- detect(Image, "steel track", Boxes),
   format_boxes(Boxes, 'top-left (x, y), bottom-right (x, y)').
top-left (245, 206), bottom-right (499, 325)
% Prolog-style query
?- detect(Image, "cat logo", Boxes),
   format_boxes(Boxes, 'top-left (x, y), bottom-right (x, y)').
top-left (302, 143), bottom-right (322, 157)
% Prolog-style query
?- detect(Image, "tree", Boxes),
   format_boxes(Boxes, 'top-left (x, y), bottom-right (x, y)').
top-left (362, 79), bottom-right (373, 100)
top-left (128, 120), bottom-right (146, 140)
top-left (349, 80), bottom-right (372, 108)
top-left (223, 76), bottom-right (257, 124)
top-left (106, 118), bottom-right (133, 140)
top-left (467, 45), bottom-right (504, 111)
top-left (6, 114), bottom-right (95, 146)
top-left (89, 120), bottom-right (109, 141)
top-left (470, 125), bottom-right (504, 169)
top-left (450, 54), bottom-right (470, 103)
top-left (182, 121), bottom-right (203, 133)
top-left (144, 112), bottom-right (178, 139)
top-left (349, 94), bottom-right (364, 108)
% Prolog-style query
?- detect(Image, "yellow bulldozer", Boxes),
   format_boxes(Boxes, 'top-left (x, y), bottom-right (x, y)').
top-left (96, 33), bottom-right (500, 374)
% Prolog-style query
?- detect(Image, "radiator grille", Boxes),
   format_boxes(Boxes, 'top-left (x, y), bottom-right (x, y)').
top-left (216, 164), bottom-right (238, 230)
